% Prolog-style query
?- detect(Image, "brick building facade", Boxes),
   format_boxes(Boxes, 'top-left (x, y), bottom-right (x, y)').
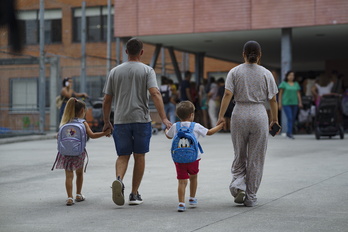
top-left (0, 0), bottom-right (237, 133)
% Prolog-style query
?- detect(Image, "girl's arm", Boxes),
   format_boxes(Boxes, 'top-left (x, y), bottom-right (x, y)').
top-left (84, 121), bottom-right (111, 139)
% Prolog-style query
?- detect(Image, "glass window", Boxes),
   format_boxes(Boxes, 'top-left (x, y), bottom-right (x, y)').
top-left (11, 78), bottom-right (38, 110)
top-left (17, 9), bottom-right (62, 45)
top-left (11, 78), bottom-right (51, 111)
top-left (87, 16), bottom-right (102, 42)
top-left (25, 20), bottom-right (39, 45)
top-left (73, 6), bottom-right (113, 43)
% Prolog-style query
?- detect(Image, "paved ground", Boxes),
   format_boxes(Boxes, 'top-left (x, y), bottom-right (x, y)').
top-left (0, 132), bottom-right (348, 232)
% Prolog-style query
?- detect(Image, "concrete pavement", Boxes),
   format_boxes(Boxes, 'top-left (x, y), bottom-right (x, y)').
top-left (0, 132), bottom-right (348, 232)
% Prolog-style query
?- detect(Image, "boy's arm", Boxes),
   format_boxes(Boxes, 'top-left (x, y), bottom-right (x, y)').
top-left (206, 123), bottom-right (224, 136)
top-left (164, 128), bottom-right (172, 139)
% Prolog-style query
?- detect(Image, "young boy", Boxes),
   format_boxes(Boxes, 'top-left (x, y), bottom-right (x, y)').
top-left (165, 101), bottom-right (224, 212)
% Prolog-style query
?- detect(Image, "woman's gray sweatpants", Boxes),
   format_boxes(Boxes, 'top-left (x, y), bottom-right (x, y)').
top-left (229, 103), bottom-right (269, 206)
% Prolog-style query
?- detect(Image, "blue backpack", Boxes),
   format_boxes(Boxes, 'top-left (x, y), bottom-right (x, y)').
top-left (171, 122), bottom-right (203, 163)
top-left (57, 118), bottom-right (87, 156)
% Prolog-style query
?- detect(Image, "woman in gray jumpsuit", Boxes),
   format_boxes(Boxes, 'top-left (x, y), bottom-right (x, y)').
top-left (217, 41), bottom-right (280, 207)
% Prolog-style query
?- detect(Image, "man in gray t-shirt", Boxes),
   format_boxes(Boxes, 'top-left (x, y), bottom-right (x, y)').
top-left (103, 38), bottom-right (171, 206)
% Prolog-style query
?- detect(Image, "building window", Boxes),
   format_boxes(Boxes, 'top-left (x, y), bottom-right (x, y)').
top-left (17, 9), bottom-right (62, 45)
top-left (10, 78), bottom-right (51, 111)
top-left (73, 6), bottom-right (114, 43)
top-left (11, 78), bottom-right (38, 110)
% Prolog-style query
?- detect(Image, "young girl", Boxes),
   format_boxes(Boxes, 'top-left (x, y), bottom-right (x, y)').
top-left (53, 98), bottom-right (111, 206)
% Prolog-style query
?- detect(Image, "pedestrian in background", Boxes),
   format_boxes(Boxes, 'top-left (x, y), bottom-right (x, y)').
top-left (217, 40), bottom-right (279, 207)
top-left (180, 71), bottom-right (193, 102)
top-left (160, 76), bottom-right (176, 130)
top-left (311, 72), bottom-right (335, 107)
top-left (207, 77), bottom-right (219, 127)
top-left (278, 71), bottom-right (302, 139)
top-left (59, 77), bottom-right (88, 123)
top-left (102, 38), bottom-right (172, 206)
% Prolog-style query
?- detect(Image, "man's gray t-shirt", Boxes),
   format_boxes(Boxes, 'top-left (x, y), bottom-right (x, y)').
top-left (103, 61), bottom-right (158, 124)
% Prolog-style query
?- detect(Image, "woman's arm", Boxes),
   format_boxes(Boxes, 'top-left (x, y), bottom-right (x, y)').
top-left (61, 86), bottom-right (74, 98)
top-left (206, 123), bottom-right (224, 135)
top-left (217, 89), bottom-right (233, 126)
top-left (269, 95), bottom-right (281, 134)
top-left (74, 92), bottom-right (88, 98)
top-left (278, 89), bottom-right (283, 110)
top-left (297, 91), bottom-right (303, 108)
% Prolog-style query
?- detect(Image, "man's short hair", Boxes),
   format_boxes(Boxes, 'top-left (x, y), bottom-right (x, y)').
top-left (176, 101), bottom-right (195, 120)
top-left (126, 38), bottom-right (143, 56)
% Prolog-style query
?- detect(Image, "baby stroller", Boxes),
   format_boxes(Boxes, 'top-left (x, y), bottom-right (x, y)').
top-left (86, 98), bottom-right (104, 132)
top-left (297, 96), bottom-right (315, 134)
top-left (314, 94), bottom-right (344, 140)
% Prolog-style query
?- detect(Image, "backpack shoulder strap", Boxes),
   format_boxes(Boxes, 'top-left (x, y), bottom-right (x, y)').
top-left (198, 142), bottom-right (203, 154)
top-left (176, 122), bottom-right (181, 132)
top-left (188, 122), bottom-right (204, 154)
top-left (189, 122), bottom-right (196, 132)
top-left (73, 118), bottom-right (85, 124)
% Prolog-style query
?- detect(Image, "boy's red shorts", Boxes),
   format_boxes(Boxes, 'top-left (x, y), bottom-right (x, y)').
top-left (174, 159), bottom-right (200, 179)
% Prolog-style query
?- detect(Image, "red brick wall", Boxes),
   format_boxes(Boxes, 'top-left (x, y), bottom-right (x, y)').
top-left (115, 0), bottom-right (348, 36)
top-left (252, 0), bottom-right (315, 29)
top-left (194, 0), bottom-right (250, 32)
top-left (316, 0), bottom-right (348, 25)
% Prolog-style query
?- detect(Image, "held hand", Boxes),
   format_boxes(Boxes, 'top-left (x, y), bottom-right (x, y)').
top-left (216, 117), bottom-right (226, 127)
top-left (163, 118), bottom-right (172, 130)
top-left (105, 128), bottom-right (112, 137)
top-left (103, 121), bottom-right (113, 136)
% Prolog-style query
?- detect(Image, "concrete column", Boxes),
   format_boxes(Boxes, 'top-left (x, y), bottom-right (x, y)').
top-left (161, 47), bottom-right (166, 76)
top-left (195, 52), bottom-right (204, 87)
top-left (49, 57), bottom-right (60, 132)
top-left (150, 44), bottom-right (161, 69)
top-left (281, 28), bottom-right (292, 135)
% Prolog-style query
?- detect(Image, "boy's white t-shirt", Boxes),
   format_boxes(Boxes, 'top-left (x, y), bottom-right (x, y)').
top-left (166, 121), bottom-right (209, 160)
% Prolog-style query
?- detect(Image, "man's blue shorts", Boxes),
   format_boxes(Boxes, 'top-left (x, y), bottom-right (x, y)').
top-left (112, 122), bottom-right (152, 156)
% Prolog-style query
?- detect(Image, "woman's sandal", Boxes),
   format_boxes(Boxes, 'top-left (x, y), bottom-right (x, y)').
top-left (66, 197), bottom-right (75, 206)
top-left (75, 194), bottom-right (85, 202)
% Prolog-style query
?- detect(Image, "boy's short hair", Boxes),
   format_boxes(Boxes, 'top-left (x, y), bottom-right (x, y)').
top-left (176, 101), bottom-right (195, 120)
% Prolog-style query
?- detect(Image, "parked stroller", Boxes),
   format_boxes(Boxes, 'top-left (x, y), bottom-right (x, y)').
top-left (314, 94), bottom-right (344, 140)
top-left (297, 96), bottom-right (315, 134)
